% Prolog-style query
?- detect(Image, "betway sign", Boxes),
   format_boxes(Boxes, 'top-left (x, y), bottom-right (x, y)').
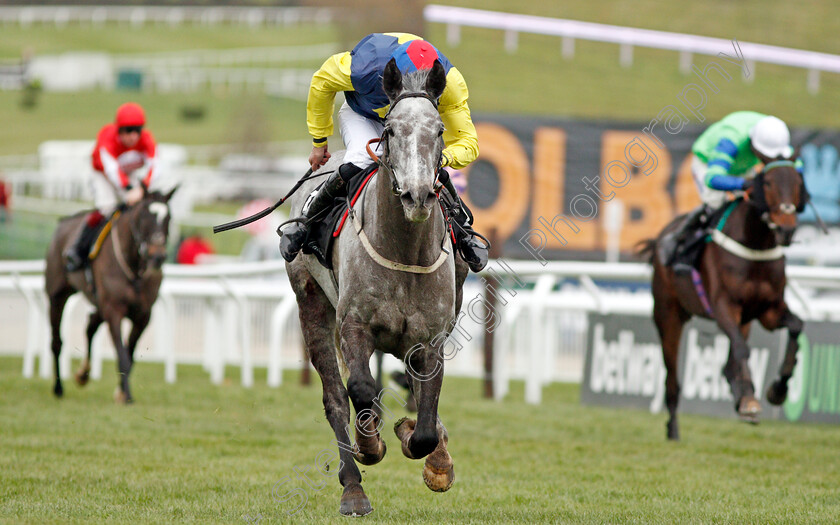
top-left (581, 314), bottom-right (840, 424)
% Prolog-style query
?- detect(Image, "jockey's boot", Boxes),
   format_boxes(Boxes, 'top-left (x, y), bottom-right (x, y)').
top-left (64, 211), bottom-right (103, 272)
top-left (439, 169), bottom-right (489, 273)
top-left (278, 164), bottom-right (358, 262)
top-left (660, 204), bottom-right (710, 266)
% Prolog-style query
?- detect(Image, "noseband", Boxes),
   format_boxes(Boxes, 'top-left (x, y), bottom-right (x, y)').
top-left (750, 160), bottom-right (806, 230)
top-left (366, 92), bottom-right (443, 196)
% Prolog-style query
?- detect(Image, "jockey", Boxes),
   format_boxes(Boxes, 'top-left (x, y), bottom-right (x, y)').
top-left (64, 102), bottom-right (157, 272)
top-left (661, 111), bottom-right (802, 265)
top-left (278, 32), bottom-right (489, 272)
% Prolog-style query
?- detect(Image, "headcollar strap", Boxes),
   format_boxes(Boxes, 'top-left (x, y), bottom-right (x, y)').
top-left (763, 160), bottom-right (796, 172)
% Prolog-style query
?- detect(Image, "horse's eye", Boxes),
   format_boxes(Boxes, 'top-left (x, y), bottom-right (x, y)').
top-left (386, 127), bottom-right (395, 137)
top-left (437, 128), bottom-right (444, 137)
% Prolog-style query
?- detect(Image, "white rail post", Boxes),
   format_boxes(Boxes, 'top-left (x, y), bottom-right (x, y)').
top-left (526, 275), bottom-right (556, 404)
top-left (154, 295), bottom-right (177, 384)
top-left (268, 295), bottom-right (297, 387)
top-left (446, 23), bottom-right (461, 47)
top-left (504, 29), bottom-right (518, 54)
top-left (562, 36), bottom-right (575, 59)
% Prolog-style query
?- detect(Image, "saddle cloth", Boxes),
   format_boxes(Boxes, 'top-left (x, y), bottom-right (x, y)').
top-left (302, 165), bottom-right (380, 269)
top-left (302, 166), bottom-right (456, 271)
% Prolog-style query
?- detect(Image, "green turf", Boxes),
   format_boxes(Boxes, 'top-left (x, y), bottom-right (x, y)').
top-left (2, 356), bottom-right (839, 523)
top-left (0, 24), bottom-right (335, 60)
top-left (3, 2), bottom-right (840, 158)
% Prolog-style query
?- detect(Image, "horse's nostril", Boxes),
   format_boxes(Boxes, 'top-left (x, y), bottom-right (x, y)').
top-left (400, 192), bottom-right (413, 206)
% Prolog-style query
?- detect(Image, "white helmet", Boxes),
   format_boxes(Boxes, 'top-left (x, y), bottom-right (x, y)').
top-left (749, 115), bottom-right (793, 159)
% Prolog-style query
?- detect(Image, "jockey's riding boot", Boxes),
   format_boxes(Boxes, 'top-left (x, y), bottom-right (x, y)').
top-left (660, 204), bottom-right (710, 266)
top-left (278, 164), bottom-right (358, 262)
top-left (438, 169), bottom-right (489, 273)
top-left (64, 213), bottom-right (103, 272)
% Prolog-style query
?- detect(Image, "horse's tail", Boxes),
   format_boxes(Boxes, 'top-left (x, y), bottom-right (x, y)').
top-left (634, 238), bottom-right (657, 265)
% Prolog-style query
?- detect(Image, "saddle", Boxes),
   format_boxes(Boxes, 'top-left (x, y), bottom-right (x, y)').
top-left (301, 165), bottom-right (456, 271)
top-left (672, 200), bottom-right (743, 318)
top-left (87, 210), bottom-right (122, 262)
top-left (672, 203), bottom-right (734, 273)
top-left (301, 164), bottom-right (380, 269)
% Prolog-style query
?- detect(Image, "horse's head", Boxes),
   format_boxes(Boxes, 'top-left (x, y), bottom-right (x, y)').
top-left (131, 185), bottom-right (177, 270)
top-left (750, 155), bottom-right (807, 246)
top-left (381, 58), bottom-right (447, 223)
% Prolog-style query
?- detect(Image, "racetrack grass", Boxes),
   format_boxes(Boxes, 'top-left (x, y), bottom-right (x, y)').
top-left (1, 356), bottom-right (839, 523)
top-left (4, 2), bottom-right (840, 158)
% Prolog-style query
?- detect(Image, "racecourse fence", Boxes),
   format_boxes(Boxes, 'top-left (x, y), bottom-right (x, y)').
top-left (1, 259), bottom-right (839, 404)
top-left (424, 4), bottom-right (840, 94)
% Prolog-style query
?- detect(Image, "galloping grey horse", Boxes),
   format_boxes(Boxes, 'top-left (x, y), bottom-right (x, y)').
top-left (285, 59), bottom-right (468, 516)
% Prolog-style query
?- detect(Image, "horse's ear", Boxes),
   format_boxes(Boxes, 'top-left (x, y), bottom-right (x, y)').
top-left (790, 145), bottom-right (802, 160)
top-left (164, 185), bottom-right (179, 203)
top-left (383, 58), bottom-right (402, 101)
top-left (425, 59), bottom-right (446, 101)
top-left (140, 182), bottom-right (148, 198)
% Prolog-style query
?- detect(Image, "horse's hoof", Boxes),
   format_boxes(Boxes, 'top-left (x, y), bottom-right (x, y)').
top-left (354, 439), bottom-right (386, 466)
top-left (113, 388), bottom-right (133, 405)
top-left (666, 421), bottom-right (680, 441)
top-left (339, 484), bottom-right (372, 517)
top-left (766, 380), bottom-right (788, 406)
top-left (53, 383), bottom-right (64, 398)
top-left (74, 370), bottom-right (90, 386)
top-left (394, 417), bottom-right (417, 459)
top-left (423, 448), bottom-right (454, 492)
top-left (738, 397), bottom-right (761, 424)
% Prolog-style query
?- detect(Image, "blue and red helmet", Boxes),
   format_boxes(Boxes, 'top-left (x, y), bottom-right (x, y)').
top-left (390, 39), bottom-right (441, 74)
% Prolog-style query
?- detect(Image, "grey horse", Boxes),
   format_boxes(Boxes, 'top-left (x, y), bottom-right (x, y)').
top-left (284, 59), bottom-right (469, 516)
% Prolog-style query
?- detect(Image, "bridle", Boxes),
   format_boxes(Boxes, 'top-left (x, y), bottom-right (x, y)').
top-left (366, 92), bottom-right (444, 196)
top-left (748, 159), bottom-right (807, 231)
top-left (112, 200), bottom-right (169, 284)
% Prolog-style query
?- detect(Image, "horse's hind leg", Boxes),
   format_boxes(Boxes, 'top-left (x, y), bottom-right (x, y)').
top-left (652, 286), bottom-right (689, 440)
top-left (394, 346), bottom-right (453, 491)
top-left (760, 305), bottom-right (804, 405)
top-left (340, 317), bottom-right (386, 466)
top-left (75, 311), bottom-right (102, 386)
top-left (48, 288), bottom-right (73, 397)
top-left (290, 270), bottom-right (371, 517)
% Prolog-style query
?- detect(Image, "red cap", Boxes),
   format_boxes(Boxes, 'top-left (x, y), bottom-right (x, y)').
top-left (115, 103), bottom-right (145, 127)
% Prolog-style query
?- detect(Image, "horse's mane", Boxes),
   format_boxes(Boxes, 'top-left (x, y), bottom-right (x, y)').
top-left (398, 68), bottom-right (433, 96)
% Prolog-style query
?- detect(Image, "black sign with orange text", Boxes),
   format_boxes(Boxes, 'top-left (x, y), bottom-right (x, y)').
top-left (460, 115), bottom-right (840, 260)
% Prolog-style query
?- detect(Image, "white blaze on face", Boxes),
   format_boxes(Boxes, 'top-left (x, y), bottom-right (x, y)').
top-left (148, 202), bottom-right (169, 224)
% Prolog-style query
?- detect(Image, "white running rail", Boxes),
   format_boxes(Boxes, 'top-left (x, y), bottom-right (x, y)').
top-left (424, 4), bottom-right (840, 93)
top-left (1, 259), bottom-right (839, 405)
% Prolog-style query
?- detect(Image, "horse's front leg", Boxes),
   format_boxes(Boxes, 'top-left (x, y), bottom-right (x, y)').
top-left (760, 304), bottom-right (804, 405)
top-left (394, 344), bottom-right (454, 492)
top-left (715, 300), bottom-right (759, 421)
top-left (291, 272), bottom-right (370, 517)
top-left (103, 306), bottom-right (133, 404)
top-left (127, 311), bottom-right (151, 365)
top-left (75, 311), bottom-right (102, 386)
top-left (340, 317), bottom-right (386, 466)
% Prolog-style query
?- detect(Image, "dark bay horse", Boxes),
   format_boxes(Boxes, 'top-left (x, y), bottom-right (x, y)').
top-left (45, 186), bottom-right (175, 403)
top-left (285, 59), bottom-right (468, 516)
top-left (639, 159), bottom-right (807, 440)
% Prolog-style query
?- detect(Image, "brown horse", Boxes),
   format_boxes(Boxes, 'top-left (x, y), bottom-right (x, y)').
top-left (45, 186), bottom-right (175, 403)
top-left (639, 159), bottom-right (807, 440)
